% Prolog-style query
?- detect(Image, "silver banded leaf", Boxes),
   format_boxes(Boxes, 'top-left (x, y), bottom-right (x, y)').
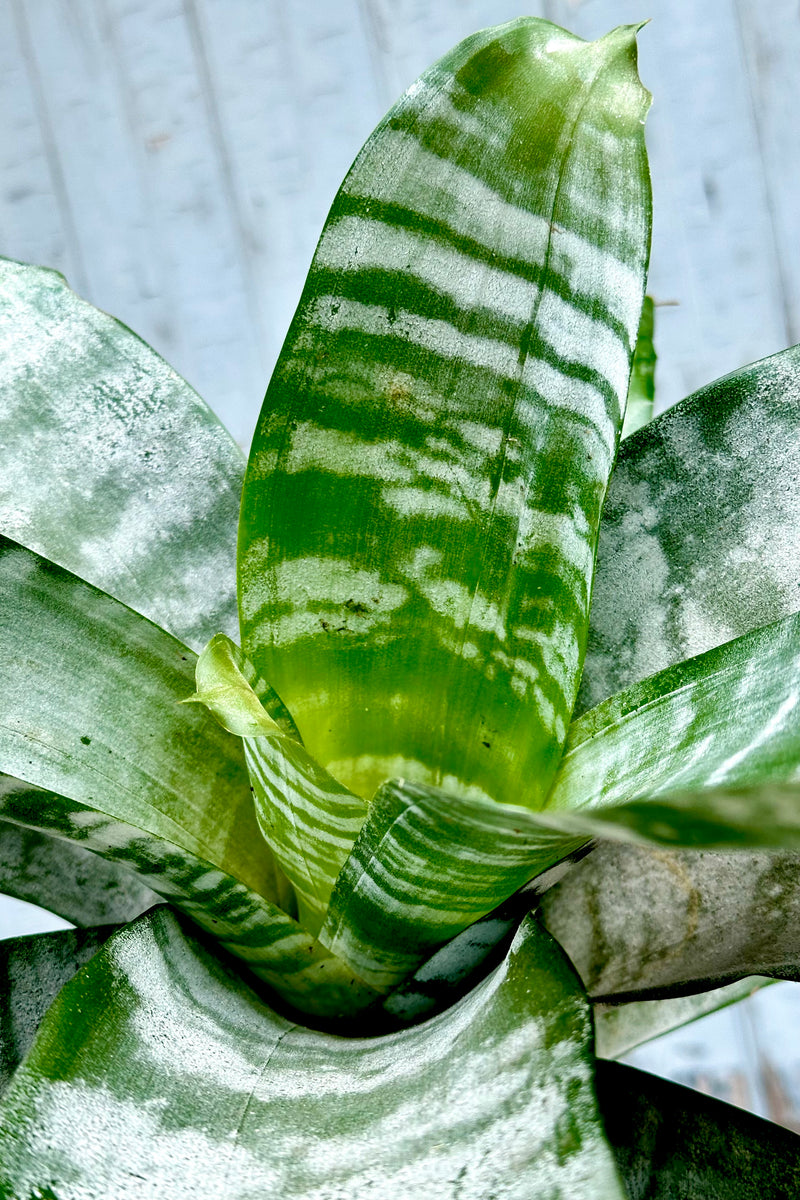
top-left (0, 925), bottom-right (114, 1096)
top-left (541, 841), bottom-right (800, 1001)
top-left (239, 18), bottom-right (651, 810)
top-left (580, 342), bottom-right (800, 713)
top-left (192, 634), bottom-right (367, 936)
top-left (620, 294), bottom-right (655, 439)
top-left (0, 821), bottom-right (157, 928)
top-left (0, 539), bottom-right (375, 1018)
top-left (548, 609), bottom-right (800, 824)
top-left (322, 608), bottom-right (800, 991)
top-left (0, 257), bottom-right (244, 651)
top-left (0, 907), bottom-right (627, 1199)
top-left (320, 776), bottom-right (584, 991)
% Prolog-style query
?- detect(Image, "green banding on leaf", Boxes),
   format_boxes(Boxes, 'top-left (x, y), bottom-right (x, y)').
top-left (0, 538), bottom-right (376, 1018)
top-left (244, 739), bottom-right (368, 937)
top-left (0, 820), bottom-right (157, 928)
top-left (548, 608), bottom-right (800, 823)
top-left (319, 607), bottom-right (800, 993)
top-left (191, 633), bottom-right (368, 936)
top-left (581, 341), bottom-right (800, 713)
top-left (0, 907), bottom-right (627, 1199)
top-left (239, 18), bottom-right (652, 811)
top-left (0, 257), bottom-right (244, 651)
top-left (621, 294), bottom-right (655, 438)
top-left (319, 776), bottom-right (586, 991)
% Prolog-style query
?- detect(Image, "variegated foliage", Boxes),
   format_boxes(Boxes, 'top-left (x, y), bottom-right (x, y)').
top-left (238, 19), bottom-right (652, 811)
top-left (2, 13), bottom-right (800, 1198)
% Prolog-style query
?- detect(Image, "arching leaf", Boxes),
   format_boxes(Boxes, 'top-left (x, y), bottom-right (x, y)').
top-left (596, 1061), bottom-right (800, 1198)
top-left (0, 925), bottom-right (115, 1096)
top-left (581, 343), bottom-right (800, 713)
top-left (541, 841), bottom-right (800, 1001)
top-left (0, 821), bottom-right (157, 928)
top-left (0, 258), bottom-right (244, 652)
top-left (239, 18), bottom-right (651, 810)
top-left (0, 538), bottom-right (376, 1019)
top-left (0, 907), bottom-right (626, 1199)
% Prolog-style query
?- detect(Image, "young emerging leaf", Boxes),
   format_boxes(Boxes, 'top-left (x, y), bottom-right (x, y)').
top-left (238, 18), bottom-right (652, 810)
top-left (192, 634), bottom-right (368, 935)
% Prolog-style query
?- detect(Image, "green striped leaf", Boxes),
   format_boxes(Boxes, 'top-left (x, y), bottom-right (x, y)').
top-left (192, 634), bottom-right (367, 936)
top-left (238, 18), bottom-right (652, 811)
top-left (0, 926), bottom-right (114, 1096)
top-left (0, 257), bottom-right (244, 652)
top-left (318, 609), bottom-right (800, 990)
top-left (621, 294), bottom-right (655, 438)
top-left (320, 776), bottom-right (584, 991)
top-left (547, 609), bottom-right (800, 831)
top-left (541, 841), bottom-right (800, 1001)
top-left (596, 1061), bottom-right (800, 1198)
top-left (0, 907), bottom-right (627, 1199)
top-left (0, 821), bottom-right (157, 929)
top-left (580, 342), bottom-right (800, 714)
top-left (0, 538), bottom-right (376, 1019)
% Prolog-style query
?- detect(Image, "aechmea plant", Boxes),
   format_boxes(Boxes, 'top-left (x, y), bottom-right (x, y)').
top-left (1, 17), bottom-right (800, 1198)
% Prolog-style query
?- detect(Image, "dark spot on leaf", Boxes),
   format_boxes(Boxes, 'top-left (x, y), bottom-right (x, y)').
top-left (344, 598), bottom-right (370, 615)
top-left (80, 736), bottom-right (91, 746)
top-left (482, 740), bottom-right (491, 749)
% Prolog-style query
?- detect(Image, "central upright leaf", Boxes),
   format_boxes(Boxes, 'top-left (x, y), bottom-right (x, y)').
top-left (239, 19), bottom-right (651, 809)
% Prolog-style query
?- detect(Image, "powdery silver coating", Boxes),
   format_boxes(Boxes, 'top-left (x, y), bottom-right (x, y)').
top-left (0, 259), bottom-right (244, 651)
top-left (0, 909), bottom-right (625, 1199)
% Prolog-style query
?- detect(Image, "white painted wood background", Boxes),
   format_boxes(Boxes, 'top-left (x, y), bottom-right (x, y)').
top-left (3, 0), bottom-right (800, 1132)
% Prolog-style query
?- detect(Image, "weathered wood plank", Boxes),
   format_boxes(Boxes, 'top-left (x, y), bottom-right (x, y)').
top-left (736, 0), bottom-right (800, 347)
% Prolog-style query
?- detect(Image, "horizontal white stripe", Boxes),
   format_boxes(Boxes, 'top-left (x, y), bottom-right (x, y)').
top-left (317, 214), bottom-right (540, 326)
top-left (306, 294), bottom-right (522, 379)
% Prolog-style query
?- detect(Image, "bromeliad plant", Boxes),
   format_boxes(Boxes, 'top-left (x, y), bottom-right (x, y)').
top-left (1, 15), bottom-right (800, 1198)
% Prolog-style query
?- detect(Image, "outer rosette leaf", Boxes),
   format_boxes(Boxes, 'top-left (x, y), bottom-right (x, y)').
top-left (0, 821), bottom-right (157, 928)
top-left (238, 18), bottom-right (652, 810)
top-left (0, 925), bottom-right (115, 1096)
top-left (596, 1061), bottom-right (800, 1198)
top-left (541, 841), bottom-right (800, 1002)
top-left (593, 978), bottom-right (771, 1061)
top-left (0, 907), bottom-right (627, 1199)
top-left (0, 257), bottom-right (244, 651)
top-left (581, 342), bottom-right (800, 713)
top-left (0, 539), bottom-right (376, 1018)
